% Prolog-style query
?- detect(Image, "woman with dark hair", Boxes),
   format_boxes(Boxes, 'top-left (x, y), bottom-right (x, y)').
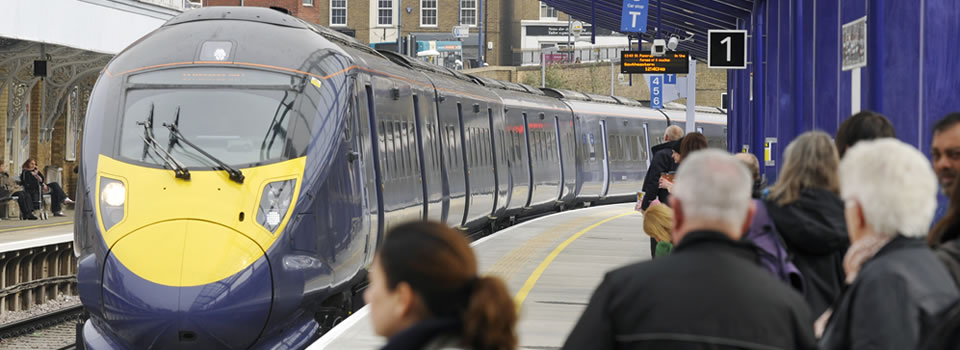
top-left (658, 132), bottom-right (708, 194)
top-left (365, 221), bottom-right (517, 350)
top-left (834, 110), bottom-right (895, 158)
top-left (19, 159), bottom-right (73, 217)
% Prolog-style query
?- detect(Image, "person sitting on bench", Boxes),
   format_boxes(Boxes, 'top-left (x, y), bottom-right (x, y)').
top-left (0, 163), bottom-right (36, 220)
top-left (19, 159), bottom-right (73, 217)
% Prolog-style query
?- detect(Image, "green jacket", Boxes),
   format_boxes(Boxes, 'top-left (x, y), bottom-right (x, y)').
top-left (655, 241), bottom-right (673, 257)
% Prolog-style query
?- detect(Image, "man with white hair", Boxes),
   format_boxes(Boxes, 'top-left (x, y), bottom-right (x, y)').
top-left (819, 139), bottom-right (959, 349)
top-left (564, 150), bottom-right (816, 350)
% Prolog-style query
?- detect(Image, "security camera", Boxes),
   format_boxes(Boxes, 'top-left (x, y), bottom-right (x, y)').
top-left (667, 36), bottom-right (679, 50)
top-left (651, 39), bottom-right (667, 56)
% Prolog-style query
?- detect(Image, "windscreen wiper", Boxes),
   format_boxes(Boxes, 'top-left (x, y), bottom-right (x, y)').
top-left (138, 104), bottom-right (190, 180)
top-left (162, 114), bottom-right (245, 184)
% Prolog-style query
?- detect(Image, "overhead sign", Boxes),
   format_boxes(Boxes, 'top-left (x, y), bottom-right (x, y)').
top-left (620, 51), bottom-right (689, 74)
top-left (708, 30), bottom-right (747, 69)
top-left (526, 25), bottom-right (593, 37)
top-left (453, 26), bottom-right (469, 38)
top-left (841, 16), bottom-right (867, 71)
top-left (620, 0), bottom-right (650, 33)
top-left (650, 75), bottom-right (663, 109)
top-left (664, 74), bottom-right (676, 84)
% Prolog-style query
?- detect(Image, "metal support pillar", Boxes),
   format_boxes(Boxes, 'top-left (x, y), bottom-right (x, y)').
top-left (752, 0), bottom-right (766, 170)
top-left (685, 58), bottom-right (696, 133)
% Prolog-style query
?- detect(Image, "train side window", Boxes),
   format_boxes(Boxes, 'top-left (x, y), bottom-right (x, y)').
top-left (386, 121), bottom-right (397, 176)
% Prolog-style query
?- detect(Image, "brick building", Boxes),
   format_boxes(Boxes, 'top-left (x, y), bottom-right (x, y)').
top-left (200, 0), bottom-right (624, 67)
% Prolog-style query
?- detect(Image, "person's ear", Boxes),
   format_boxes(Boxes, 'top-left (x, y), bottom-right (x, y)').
top-left (670, 197), bottom-right (682, 243)
top-left (739, 201), bottom-right (757, 239)
top-left (393, 282), bottom-right (416, 318)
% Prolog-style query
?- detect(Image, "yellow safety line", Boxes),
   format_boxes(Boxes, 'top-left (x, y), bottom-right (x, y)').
top-left (513, 211), bottom-right (635, 307)
top-left (0, 221), bottom-right (73, 233)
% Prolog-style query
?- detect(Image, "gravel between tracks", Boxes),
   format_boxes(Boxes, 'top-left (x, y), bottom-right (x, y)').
top-left (0, 295), bottom-right (80, 325)
top-left (0, 322), bottom-right (75, 349)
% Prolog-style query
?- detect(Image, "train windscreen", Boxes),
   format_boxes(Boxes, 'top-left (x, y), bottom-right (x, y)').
top-left (119, 68), bottom-right (307, 169)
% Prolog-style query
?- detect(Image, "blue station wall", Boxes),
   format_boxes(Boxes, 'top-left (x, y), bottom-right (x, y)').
top-left (726, 0), bottom-right (960, 183)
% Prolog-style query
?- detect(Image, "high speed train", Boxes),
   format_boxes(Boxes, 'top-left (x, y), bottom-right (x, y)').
top-left (74, 7), bottom-right (726, 350)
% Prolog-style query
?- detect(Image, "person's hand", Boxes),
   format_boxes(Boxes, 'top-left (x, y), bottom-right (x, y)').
top-left (43, 184), bottom-right (49, 192)
top-left (659, 177), bottom-right (673, 193)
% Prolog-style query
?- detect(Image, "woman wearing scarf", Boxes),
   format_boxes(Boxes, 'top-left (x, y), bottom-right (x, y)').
top-left (818, 139), bottom-right (958, 349)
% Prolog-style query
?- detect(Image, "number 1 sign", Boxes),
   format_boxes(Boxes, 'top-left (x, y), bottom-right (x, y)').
top-left (708, 30), bottom-right (747, 69)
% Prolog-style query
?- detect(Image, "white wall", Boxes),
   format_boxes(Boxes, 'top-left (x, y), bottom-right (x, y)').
top-left (0, 0), bottom-right (174, 54)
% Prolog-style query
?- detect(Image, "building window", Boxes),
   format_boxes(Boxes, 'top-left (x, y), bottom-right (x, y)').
top-left (378, 0), bottom-right (393, 26)
top-left (421, 0), bottom-right (437, 27)
top-left (459, 0), bottom-right (476, 27)
top-left (303, 0), bottom-right (314, 6)
top-left (330, 0), bottom-right (346, 26)
top-left (540, 2), bottom-right (557, 20)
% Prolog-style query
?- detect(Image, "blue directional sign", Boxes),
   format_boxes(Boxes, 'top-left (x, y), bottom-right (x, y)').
top-left (650, 75), bottom-right (663, 109)
top-left (620, 0), bottom-right (650, 33)
top-left (664, 74), bottom-right (676, 84)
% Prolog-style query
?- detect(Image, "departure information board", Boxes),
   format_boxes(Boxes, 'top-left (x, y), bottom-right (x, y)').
top-left (620, 51), bottom-right (690, 74)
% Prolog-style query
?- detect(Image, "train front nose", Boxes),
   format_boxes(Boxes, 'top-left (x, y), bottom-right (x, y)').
top-left (97, 220), bottom-right (273, 349)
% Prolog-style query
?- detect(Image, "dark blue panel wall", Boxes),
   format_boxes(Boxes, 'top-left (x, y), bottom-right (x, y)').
top-left (726, 0), bottom-right (960, 183)
top-left (923, 0), bottom-right (960, 153)
top-left (813, 0), bottom-right (840, 134)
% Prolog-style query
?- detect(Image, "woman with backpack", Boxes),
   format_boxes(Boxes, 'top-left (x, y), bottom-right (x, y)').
top-left (756, 131), bottom-right (849, 317)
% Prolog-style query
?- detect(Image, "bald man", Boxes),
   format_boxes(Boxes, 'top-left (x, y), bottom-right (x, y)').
top-left (640, 125), bottom-right (684, 258)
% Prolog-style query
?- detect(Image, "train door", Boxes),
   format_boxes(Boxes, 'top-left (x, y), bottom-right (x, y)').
top-left (642, 123), bottom-right (652, 168)
top-left (456, 103), bottom-right (471, 227)
top-left (553, 116), bottom-right (564, 201)
top-left (486, 108), bottom-right (500, 216)
top-left (522, 113), bottom-right (534, 208)
top-left (600, 120), bottom-right (610, 197)
top-left (360, 83), bottom-right (384, 256)
top-left (412, 94), bottom-right (431, 220)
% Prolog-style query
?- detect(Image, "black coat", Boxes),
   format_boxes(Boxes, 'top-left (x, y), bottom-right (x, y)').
top-left (563, 231), bottom-right (817, 350)
top-left (765, 188), bottom-right (849, 316)
top-left (820, 236), bottom-right (960, 350)
top-left (19, 169), bottom-right (44, 194)
top-left (640, 141), bottom-right (678, 210)
top-left (936, 238), bottom-right (960, 288)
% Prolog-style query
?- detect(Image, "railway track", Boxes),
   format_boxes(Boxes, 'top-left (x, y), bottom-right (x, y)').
top-left (0, 304), bottom-right (82, 341)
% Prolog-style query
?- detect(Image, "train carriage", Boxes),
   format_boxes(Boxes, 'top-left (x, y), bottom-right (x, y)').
top-left (75, 7), bottom-right (727, 350)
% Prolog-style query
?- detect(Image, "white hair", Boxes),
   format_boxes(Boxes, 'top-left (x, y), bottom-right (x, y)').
top-left (839, 139), bottom-right (938, 238)
top-left (672, 149), bottom-right (753, 227)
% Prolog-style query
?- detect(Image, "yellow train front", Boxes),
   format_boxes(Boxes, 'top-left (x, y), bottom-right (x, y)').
top-left (74, 8), bottom-right (369, 349)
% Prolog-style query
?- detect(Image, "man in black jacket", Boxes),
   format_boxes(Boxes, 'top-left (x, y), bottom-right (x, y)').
top-left (564, 150), bottom-right (817, 350)
top-left (640, 125), bottom-right (683, 257)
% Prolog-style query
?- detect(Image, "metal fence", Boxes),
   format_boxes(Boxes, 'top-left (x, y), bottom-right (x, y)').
top-left (518, 45), bottom-right (629, 66)
top-left (0, 237), bottom-right (76, 315)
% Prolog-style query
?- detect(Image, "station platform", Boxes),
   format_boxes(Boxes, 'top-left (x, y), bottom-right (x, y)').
top-left (312, 202), bottom-right (646, 349)
top-left (0, 208), bottom-right (73, 252)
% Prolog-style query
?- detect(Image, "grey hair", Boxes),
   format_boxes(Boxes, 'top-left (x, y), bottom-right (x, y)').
top-left (665, 125), bottom-right (684, 141)
top-left (767, 131), bottom-right (840, 206)
top-left (839, 139), bottom-right (938, 238)
top-left (673, 149), bottom-right (753, 228)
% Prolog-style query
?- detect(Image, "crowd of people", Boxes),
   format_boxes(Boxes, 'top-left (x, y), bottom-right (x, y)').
top-left (360, 111), bottom-right (960, 349)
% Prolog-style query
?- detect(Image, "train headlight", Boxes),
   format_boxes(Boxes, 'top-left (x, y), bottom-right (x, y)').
top-left (257, 180), bottom-right (295, 233)
top-left (99, 178), bottom-right (126, 231)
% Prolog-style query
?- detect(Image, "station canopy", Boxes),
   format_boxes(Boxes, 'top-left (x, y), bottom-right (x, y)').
top-left (540, 0), bottom-right (753, 60)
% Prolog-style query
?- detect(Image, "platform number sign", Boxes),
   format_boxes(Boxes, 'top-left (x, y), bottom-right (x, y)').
top-left (650, 75), bottom-right (663, 109)
top-left (708, 30), bottom-right (747, 69)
